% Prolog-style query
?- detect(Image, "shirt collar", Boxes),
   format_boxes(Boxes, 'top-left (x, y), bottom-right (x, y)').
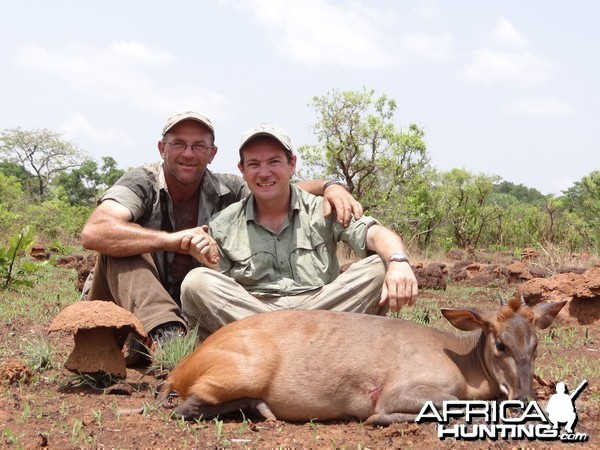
top-left (245, 184), bottom-right (300, 223)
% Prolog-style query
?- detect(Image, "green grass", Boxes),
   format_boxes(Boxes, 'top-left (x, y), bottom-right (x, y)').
top-left (0, 263), bottom-right (79, 324)
top-left (1, 263), bottom-right (79, 382)
top-left (147, 327), bottom-right (201, 377)
top-left (21, 335), bottom-right (59, 372)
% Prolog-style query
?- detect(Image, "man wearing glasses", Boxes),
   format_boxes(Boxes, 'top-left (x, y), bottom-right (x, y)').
top-left (80, 111), bottom-right (361, 356)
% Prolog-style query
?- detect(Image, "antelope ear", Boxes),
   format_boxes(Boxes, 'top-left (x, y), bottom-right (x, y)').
top-left (532, 300), bottom-right (567, 329)
top-left (441, 308), bottom-right (492, 331)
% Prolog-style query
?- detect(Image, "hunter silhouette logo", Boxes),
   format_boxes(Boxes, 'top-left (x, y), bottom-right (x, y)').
top-left (546, 379), bottom-right (587, 435)
top-left (416, 379), bottom-right (590, 442)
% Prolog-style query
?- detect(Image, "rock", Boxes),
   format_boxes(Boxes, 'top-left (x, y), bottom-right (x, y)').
top-left (0, 360), bottom-right (32, 384)
top-left (450, 262), bottom-right (508, 286)
top-left (56, 255), bottom-right (83, 269)
top-left (30, 244), bottom-right (50, 261)
top-left (507, 261), bottom-right (533, 283)
top-left (76, 253), bottom-right (98, 292)
top-left (519, 266), bottom-right (600, 325)
top-left (414, 263), bottom-right (447, 290)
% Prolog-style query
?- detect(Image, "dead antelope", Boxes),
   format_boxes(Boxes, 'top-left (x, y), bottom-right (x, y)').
top-left (155, 298), bottom-right (566, 426)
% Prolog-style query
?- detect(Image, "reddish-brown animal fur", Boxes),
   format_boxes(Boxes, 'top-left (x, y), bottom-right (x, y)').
top-left (157, 298), bottom-right (565, 425)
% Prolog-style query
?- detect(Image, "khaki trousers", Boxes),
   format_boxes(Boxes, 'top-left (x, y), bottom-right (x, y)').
top-left (86, 253), bottom-right (186, 333)
top-left (181, 255), bottom-right (387, 339)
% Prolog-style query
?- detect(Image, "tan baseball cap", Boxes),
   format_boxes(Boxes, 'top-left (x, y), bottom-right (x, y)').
top-left (239, 123), bottom-right (293, 156)
top-left (162, 111), bottom-right (215, 137)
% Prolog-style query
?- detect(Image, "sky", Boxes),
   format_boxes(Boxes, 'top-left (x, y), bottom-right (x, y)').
top-left (1, 0), bottom-right (599, 195)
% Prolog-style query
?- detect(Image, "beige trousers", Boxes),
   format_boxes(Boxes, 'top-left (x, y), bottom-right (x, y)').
top-left (85, 253), bottom-right (186, 333)
top-left (180, 255), bottom-right (387, 339)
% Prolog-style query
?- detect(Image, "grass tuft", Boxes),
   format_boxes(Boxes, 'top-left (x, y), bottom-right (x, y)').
top-left (147, 327), bottom-right (200, 377)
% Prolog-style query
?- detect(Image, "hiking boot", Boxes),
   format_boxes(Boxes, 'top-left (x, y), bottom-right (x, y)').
top-left (149, 322), bottom-right (186, 351)
top-left (122, 333), bottom-right (150, 367)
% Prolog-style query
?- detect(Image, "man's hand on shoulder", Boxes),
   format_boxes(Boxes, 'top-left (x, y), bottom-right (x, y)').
top-left (322, 182), bottom-right (363, 227)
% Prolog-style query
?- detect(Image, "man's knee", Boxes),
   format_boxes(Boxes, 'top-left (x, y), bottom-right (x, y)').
top-left (181, 267), bottom-right (217, 295)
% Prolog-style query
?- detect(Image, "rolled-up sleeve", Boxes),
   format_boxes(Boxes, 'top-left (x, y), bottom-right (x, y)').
top-left (334, 215), bottom-right (380, 258)
top-left (99, 185), bottom-right (145, 221)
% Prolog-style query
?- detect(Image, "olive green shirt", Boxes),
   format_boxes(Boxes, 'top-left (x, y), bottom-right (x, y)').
top-left (209, 185), bottom-right (378, 296)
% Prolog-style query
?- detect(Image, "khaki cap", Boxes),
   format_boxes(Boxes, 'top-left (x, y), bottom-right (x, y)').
top-left (239, 123), bottom-right (293, 155)
top-left (162, 111), bottom-right (215, 137)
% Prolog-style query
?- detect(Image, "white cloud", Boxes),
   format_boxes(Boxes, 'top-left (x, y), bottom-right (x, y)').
top-left (461, 48), bottom-right (555, 86)
top-left (412, 0), bottom-right (442, 20)
top-left (460, 16), bottom-right (557, 88)
top-left (59, 113), bottom-right (134, 146)
top-left (223, 0), bottom-right (397, 68)
top-left (401, 32), bottom-right (453, 61)
top-left (15, 42), bottom-right (230, 118)
top-left (505, 97), bottom-right (574, 115)
top-left (492, 17), bottom-right (529, 48)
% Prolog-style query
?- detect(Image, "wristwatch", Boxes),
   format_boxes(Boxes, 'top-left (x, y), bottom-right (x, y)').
top-left (388, 252), bottom-right (410, 264)
top-left (323, 179), bottom-right (348, 191)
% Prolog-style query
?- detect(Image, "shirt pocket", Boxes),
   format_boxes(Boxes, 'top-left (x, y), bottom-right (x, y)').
top-left (227, 241), bottom-right (277, 286)
top-left (290, 228), bottom-right (332, 286)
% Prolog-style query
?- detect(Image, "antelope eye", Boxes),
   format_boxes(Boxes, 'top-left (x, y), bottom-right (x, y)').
top-left (496, 341), bottom-right (506, 352)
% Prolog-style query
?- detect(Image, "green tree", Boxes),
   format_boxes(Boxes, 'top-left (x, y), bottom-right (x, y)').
top-left (99, 156), bottom-right (126, 187)
top-left (0, 172), bottom-right (23, 211)
top-left (494, 180), bottom-right (545, 204)
top-left (52, 156), bottom-right (125, 206)
top-left (298, 87), bottom-right (430, 216)
top-left (438, 169), bottom-right (501, 249)
top-left (0, 127), bottom-right (86, 201)
top-left (0, 160), bottom-right (37, 198)
top-left (562, 170), bottom-right (600, 249)
top-left (396, 168), bottom-right (445, 251)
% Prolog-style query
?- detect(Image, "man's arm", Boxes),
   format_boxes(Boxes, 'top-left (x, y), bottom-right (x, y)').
top-left (81, 199), bottom-right (217, 264)
top-left (296, 180), bottom-right (363, 227)
top-left (365, 224), bottom-right (418, 312)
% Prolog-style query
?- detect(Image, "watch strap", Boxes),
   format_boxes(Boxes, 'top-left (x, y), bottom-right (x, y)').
top-left (388, 252), bottom-right (410, 264)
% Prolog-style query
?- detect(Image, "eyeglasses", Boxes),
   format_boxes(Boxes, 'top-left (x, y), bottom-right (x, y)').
top-left (164, 141), bottom-right (213, 153)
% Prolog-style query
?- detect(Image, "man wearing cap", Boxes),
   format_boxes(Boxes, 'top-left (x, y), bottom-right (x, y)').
top-left (80, 112), bottom-right (361, 352)
top-left (180, 123), bottom-right (418, 339)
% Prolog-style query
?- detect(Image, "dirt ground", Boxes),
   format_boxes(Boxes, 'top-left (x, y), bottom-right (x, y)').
top-left (1, 258), bottom-right (600, 449)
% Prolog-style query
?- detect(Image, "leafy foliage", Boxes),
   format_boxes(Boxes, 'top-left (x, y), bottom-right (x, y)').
top-left (52, 156), bottom-right (126, 206)
top-left (494, 180), bottom-right (545, 205)
top-left (562, 170), bottom-right (600, 248)
top-left (0, 171), bottom-right (92, 247)
top-left (0, 227), bottom-right (45, 290)
top-left (22, 199), bottom-right (91, 245)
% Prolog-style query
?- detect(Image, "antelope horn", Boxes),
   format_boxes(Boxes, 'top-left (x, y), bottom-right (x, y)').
top-left (520, 295), bottom-right (527, 307)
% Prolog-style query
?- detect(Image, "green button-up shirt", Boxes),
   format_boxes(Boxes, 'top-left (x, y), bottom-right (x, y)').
top-left (209, 185), bottom-right (378, 296)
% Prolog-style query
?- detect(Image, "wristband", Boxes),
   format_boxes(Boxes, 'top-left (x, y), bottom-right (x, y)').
top-left (323, 179), bottom-right (348, 191)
